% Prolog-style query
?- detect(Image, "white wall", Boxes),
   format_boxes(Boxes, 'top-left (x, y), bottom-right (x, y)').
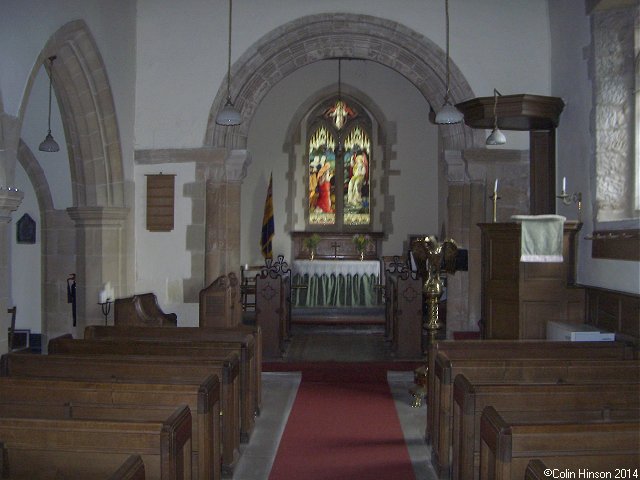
top-left (133, 162), bottom-right (199, 325)
top-left (550, 0), bottom-right (640, 294)
top-left (11, 163), bottom-right (42, 334)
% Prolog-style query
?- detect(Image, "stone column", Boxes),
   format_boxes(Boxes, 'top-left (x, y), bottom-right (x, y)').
top-left (0, 188), bottom-right (24, 353)
top-left (204, 150), bottom-right (251, 286)
top-left (66, 206), bottom-right (129, 334)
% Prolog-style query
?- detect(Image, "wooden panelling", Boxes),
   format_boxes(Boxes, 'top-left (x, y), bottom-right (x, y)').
top-left (586, 286), bottom-right (640, 345)
top-left (590, 229), bottom-right (640, 261)
top-left (146, 174), bottom-right (175, 232)
top-left (479, 222), bottom-right (585, 340)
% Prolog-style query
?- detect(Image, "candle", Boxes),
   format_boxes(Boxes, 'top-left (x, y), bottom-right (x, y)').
top-left (99, 289), bottom-right (107, 304)
top-left (494, 178), bottom-right (498, 194)
top-left (562, 177), bottom-right (567, 193)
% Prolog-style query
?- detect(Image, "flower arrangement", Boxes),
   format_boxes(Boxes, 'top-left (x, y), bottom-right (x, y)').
top-left (352, 234), bottom-right (371, 253)
top-left (303, 233), bottom-right (321, 251)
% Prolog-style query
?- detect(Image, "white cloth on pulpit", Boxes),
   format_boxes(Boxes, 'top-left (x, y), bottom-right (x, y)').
top-left (511, 214), bottom-right (566, 262)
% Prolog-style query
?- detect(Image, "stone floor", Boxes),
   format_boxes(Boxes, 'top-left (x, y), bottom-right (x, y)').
top-left (231, 323), bottom-right (438, 479)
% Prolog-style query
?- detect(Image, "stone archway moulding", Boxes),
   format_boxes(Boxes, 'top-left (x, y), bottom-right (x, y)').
top-left (205, 13), bottom-right (484, 152)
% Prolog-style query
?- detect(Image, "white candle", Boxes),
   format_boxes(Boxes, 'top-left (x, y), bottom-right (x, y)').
top-left (562, 177), bottom-right (567, 193)
top-left (99, 289), bottom-right (107, 304)
top-left (494, 178), bottom-right (498, 194)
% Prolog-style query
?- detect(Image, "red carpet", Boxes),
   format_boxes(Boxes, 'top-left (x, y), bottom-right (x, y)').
top-left (265, 362), bottom-right (420, 480)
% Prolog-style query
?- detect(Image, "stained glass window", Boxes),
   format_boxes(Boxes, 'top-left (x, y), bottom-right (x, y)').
top-left (307, 97), bottom-right (371, 228)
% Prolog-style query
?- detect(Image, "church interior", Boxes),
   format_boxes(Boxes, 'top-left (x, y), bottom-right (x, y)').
top-left (0, 0), bottom-right (639, 478)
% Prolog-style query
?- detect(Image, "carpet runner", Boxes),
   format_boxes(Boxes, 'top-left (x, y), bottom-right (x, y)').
top-left (264, 362), bottom-right (420, 480)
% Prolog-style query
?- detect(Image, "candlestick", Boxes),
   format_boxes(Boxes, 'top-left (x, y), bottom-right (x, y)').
top-left (490, 192), bottom-right (501, 222)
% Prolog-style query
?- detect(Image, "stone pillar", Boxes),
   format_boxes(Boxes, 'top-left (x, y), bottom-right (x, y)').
top-left (204, 150), bottom-right (251, 286)
top-left (66, 206), bottom-right (128, 334)
top-left (0, 188), bottom-right (24, 353)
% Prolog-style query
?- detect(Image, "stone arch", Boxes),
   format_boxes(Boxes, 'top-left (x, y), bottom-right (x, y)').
top-left (15, 20), bottom-right (129, 333)
top-left (205, 13), bottom-right (484, 150)
top-left (20, 19), bottom-right (125, 208)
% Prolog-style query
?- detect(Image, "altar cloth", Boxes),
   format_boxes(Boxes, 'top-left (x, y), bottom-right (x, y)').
top-left (292, 260), bottom-right (381, 308)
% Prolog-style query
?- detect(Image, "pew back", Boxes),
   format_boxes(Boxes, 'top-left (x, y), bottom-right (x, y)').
top-left (114, 293), bottom-right (177, 327)
top-left (432, 353), bottom-right (639, 478)
top-left (0, 352), bottom-right (240, 475)
top-left (0, 405), bottom-right (191, 480)
top-left (0, 375), bottom-right (220, 480)
top-left (452, 375), bottom-right (640, 480)
top-left (479, 406), bottom-right (640, 480)
top-left (48, 335), bottom-right (255, 443)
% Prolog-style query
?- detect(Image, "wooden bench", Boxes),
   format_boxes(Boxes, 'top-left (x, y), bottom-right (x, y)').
top-left (479, 406), bottom-right (640, 480)
top-left (0, 405), bottom-right (191, 480)
top-left (432, 353), bottom-right (640, 478)
top-left (452, 375), bottom-right (640, 480)
top-left (0, 352), bottom-right (240, 475)
top-left (426, 339), bottom-right (635, 444)
top-left (51, 333), bottom-right (255, 444)
top-left (0, 375), bottom-right (220, 480)
top-left (84, 325), bottom-right (262, 434)
top-left (114, 293), bottom-right (177, 327)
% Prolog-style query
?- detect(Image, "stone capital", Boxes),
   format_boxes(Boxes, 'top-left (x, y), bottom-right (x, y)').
top-left (207, 149), bottom-right (251, 184)
top-left (0, 187), bottom-right (24, 223)
top-left (66, 206), bottom-right (129, 227)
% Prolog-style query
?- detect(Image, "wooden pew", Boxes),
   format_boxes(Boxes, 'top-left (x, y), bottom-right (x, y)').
top-left (479, 406), bottom-right (640, 480)
top-left (425, 339), bottom-right (635, 444)
top-left (0, 352), bottom-right (241, 475)
top-left (254, 268), bottom-right (291, 358)
top-left (0, 405), bottom-right (191, 480)
top-left (431, 353), bottom-right (639, 479)
top-left (523, 460), bottom-right (548, 480)
top-left (0, 375), bottom-right (220, 480)
top-left (452, 375), bottom-right (640, 480)
top-left (390, 271), bottom-right (423, 358)
top-left (114, 293), bottom-right (177, 327)
top-left (110, 455), bottom-right (146, 480)
top-left (52, 333), bottom-right (255, 444)
top-left (84, 325), bottom-right (262, 424)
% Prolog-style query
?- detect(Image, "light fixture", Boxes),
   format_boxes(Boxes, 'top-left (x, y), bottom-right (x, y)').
top-left (486, 88), bottom-right (506, 145)
top-left (435, 0), bottom-right (464, 125)
top-left (215, 0), bottom-right (241, 126)
top-left (39, 56), bottom-right (60, 152)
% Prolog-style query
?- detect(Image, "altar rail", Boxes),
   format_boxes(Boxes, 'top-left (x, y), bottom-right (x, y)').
top-left (291, 231), bottom-right (383, 260)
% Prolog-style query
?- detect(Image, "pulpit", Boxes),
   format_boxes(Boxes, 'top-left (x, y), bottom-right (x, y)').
top-left (290, 232), bottom-right (384, 308)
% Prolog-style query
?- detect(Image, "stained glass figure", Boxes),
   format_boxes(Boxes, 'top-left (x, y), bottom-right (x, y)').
top-left (308, 125), bottom-right (336, 225)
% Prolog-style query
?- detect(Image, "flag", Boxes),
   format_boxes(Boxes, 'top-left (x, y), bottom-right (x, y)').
top-left (261, 173), bottom-right (275, 259)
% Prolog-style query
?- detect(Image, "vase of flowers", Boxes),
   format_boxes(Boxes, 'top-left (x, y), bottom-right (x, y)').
top-left (352, 234), bottom-right (371, 261)
top-left (303, 233), bottom-right (321, 260)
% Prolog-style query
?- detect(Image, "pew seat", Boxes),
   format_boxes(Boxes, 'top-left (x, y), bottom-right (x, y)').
top-left (114, 293), bottom-right (177, 327)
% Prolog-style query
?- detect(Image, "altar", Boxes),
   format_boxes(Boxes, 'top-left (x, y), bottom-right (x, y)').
top-left (291, 259), bottom-right (381, 308)
top-left (290, 231), bottom-right (384, 308)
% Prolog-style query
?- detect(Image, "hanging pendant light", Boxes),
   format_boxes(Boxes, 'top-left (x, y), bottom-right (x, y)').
top-left (215, 0), bottom-right (241, 126)
top-left (435, 0), bottom-right (464, 125)
top-left (39, 56), bottom-right (60, 152)
top-left (486, 89), bottom-right (506, 145)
